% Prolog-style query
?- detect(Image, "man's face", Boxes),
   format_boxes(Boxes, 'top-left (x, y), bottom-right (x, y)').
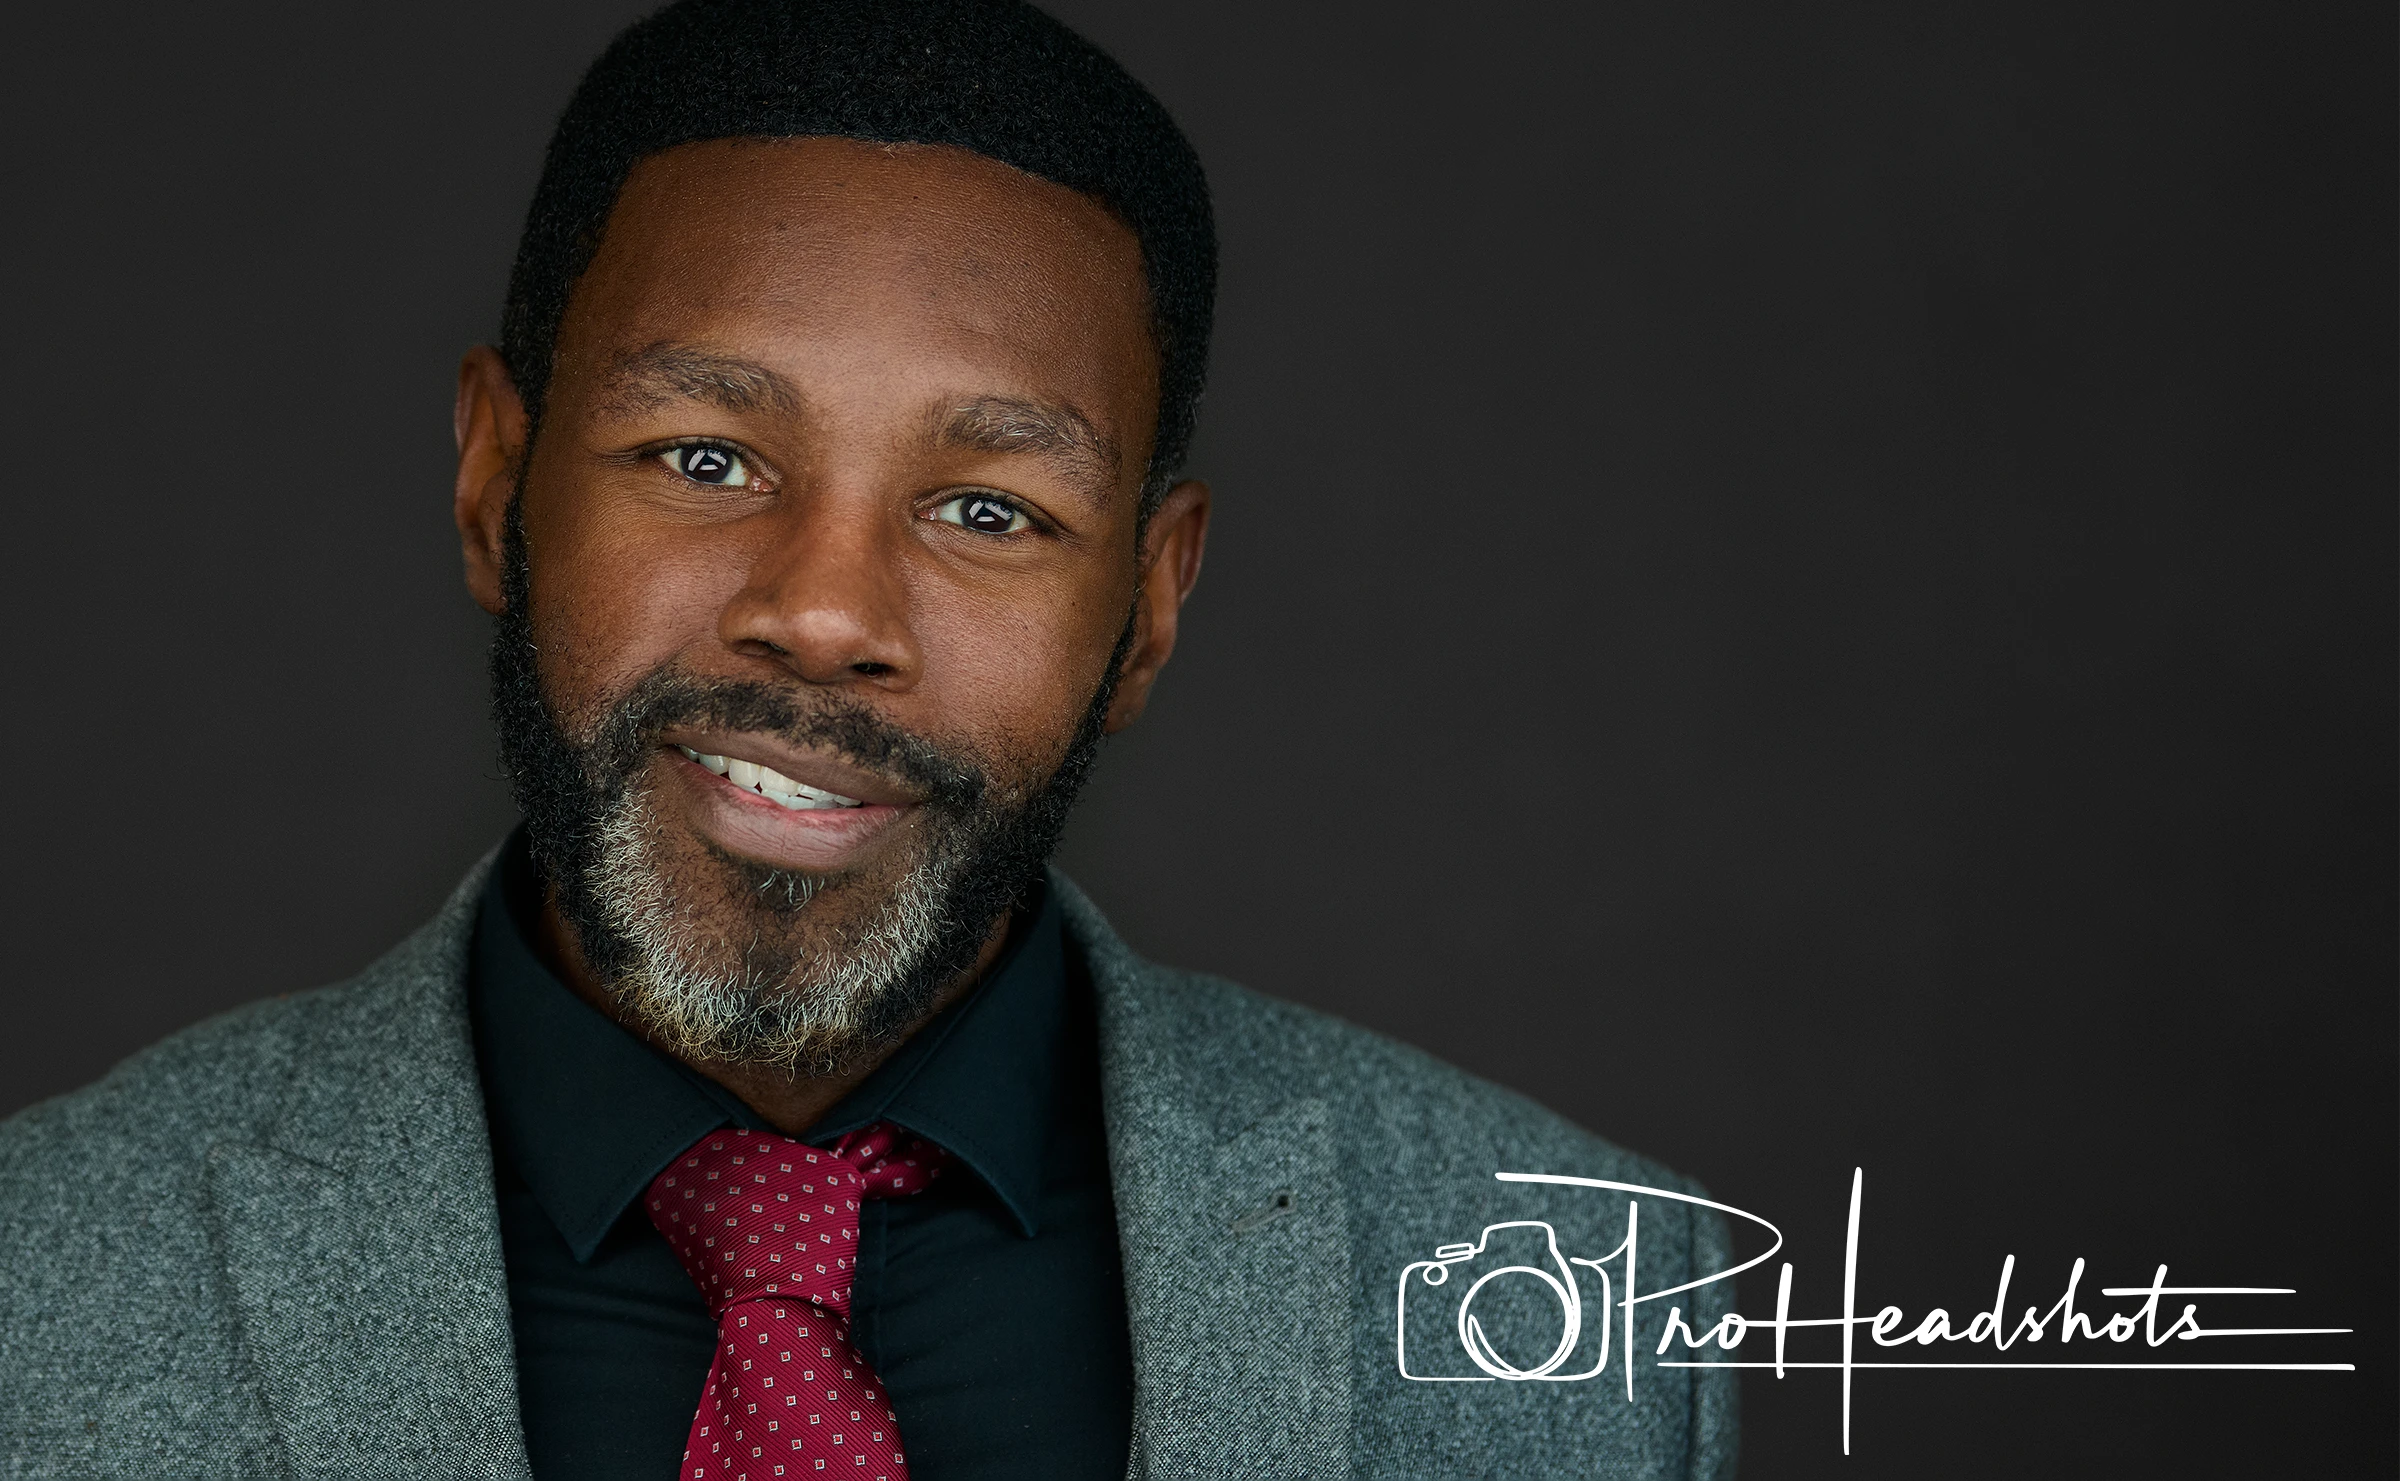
top-left (452, 138), bottom-right (1204, 1072)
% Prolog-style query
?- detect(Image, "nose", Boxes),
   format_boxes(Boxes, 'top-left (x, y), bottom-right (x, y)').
top-left (717, 490), bottom-right (921, 688)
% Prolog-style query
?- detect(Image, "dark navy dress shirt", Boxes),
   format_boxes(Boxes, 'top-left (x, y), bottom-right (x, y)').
top-left (467, 839), bottom-right (1133, 1480)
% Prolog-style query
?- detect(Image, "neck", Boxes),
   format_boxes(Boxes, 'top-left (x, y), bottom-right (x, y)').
top-left (533, 892), bottom-right (1011, 1137)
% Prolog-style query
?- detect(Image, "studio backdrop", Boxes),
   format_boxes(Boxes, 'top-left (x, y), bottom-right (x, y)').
top-left (0, 1), bottom-right (2389, 1475)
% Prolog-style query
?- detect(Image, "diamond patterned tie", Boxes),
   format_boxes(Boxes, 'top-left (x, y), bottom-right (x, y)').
top-left (647, 1122), bottom-right (950, 1481)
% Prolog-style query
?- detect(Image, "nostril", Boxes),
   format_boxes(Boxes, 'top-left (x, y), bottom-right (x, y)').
top-left (850, 660), bottom-right (893, 678)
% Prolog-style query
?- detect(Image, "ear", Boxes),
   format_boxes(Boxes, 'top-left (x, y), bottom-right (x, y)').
top-left (454, 345), bottom-right (529, 617)
top-left (1104, 478), bottom-right (1211, 733)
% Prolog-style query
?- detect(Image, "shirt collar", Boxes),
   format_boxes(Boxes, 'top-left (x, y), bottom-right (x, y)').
top-left (802, 877), bottom-right (1066, 1239)
top-left (468, 836), bottom-right (1067, 1261)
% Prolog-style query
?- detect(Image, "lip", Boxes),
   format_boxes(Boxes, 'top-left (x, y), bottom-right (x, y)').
top-left (659, 743), bottom-right (911, 873)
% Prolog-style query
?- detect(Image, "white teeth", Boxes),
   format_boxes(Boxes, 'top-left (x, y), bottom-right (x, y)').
top-left (680, 744), bottom-right (863, 809)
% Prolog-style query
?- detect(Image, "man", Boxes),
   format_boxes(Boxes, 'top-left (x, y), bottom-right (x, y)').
top-left (0, 2), bottom-right (1736, 1477)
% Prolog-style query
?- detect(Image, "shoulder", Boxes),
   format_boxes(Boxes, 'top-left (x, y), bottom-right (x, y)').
top-left (0, 861), bottom-right (485, 1184)
top-left (0, 861), bottom-right (494, 1469)
top-left (0, 854), bottom-right (488, 1265)
top-left (0, 986), bottom-right (339, 1192)
top-left (0, 981), bottom-right (348, 1423)
top-left (0, 983), bottom-right (340, 1466)
top-left (1055, 874), bottom-right (1696, 1196)
top-left (1133, 959), bottom-right (1693, 1190)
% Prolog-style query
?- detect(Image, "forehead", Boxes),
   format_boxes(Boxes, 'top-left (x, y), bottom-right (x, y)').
top-left (549, 136), bottom-right (1158, 446)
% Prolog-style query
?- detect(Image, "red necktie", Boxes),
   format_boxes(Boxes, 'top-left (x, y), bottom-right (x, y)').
top-left (646, 1122), bottom-right (949, 1481)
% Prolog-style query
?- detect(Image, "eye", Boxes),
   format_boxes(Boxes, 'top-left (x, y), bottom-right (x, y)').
top-left (659, 443), bottom-right (752, 487)
top-left (932, 492), bottom-right (1031, 535)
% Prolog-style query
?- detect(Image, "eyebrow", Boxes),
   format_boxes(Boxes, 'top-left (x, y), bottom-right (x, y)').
top-left (593, 342), bottom-right (802, 420)
top-left (933, 396), bottom-right (1120, 495)
top-left (592, 342), bottom-right (1120, 495)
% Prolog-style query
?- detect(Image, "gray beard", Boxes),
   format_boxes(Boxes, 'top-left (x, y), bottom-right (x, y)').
top-left (586, 782), bottom-right (963, 1074)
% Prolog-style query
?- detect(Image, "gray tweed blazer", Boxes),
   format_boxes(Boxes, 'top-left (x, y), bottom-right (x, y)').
top-left (0, 857), bottom-right (1737, 1479)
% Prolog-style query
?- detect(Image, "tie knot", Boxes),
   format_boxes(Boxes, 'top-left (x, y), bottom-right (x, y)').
top-left (644, 1121), bottom-right (948, 1316)
top-left (828, 1121), bottom-right (950, 1198)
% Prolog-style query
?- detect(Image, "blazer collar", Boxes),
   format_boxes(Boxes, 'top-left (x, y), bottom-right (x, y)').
top-left (201, 847), bottom-right (531, 1478)
top-left (1057, 874), bottom-right (1356, 1478)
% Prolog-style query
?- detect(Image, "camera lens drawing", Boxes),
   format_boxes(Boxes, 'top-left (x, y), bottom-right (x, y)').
top-left (1399, 1221), bottom-right (1613, 1381)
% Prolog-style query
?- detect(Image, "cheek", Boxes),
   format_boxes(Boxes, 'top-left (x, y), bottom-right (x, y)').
top-left (914, 570), bottom-right (1129, 770)
top-left (520, 490), bottom-right (743, 721)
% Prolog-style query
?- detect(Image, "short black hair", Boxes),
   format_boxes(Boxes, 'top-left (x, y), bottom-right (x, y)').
top-left (501, 0), bottom-right (1216, 507)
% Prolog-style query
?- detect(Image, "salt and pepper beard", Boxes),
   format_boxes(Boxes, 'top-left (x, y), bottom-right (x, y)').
top-left (489, 497), bottom-right (1129, 1076)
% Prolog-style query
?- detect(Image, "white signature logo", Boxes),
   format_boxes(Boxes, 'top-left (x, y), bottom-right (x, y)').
top-left (1396, 1168), bottom-right (2355, 1453)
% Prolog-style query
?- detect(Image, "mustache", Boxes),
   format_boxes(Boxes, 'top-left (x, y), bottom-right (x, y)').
top-left (582, 666), bottom-right (990, 813)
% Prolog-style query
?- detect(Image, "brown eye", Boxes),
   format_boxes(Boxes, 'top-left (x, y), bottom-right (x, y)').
top-left (663, 444), bottom-right (750, 486)
top-left (933, 492), bottom-right (1029, 534)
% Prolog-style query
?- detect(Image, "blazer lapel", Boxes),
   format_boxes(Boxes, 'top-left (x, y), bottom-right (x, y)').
top-left (1059, 877), bottom-right (1355, 1479)
top-left (201, 861), bottom-right (529, 1480)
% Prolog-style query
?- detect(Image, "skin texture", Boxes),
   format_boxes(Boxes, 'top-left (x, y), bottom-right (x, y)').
top-left (452, 137), bottom-right (1209, 1132)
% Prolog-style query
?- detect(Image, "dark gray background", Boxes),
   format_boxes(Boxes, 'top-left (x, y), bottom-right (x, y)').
top-left (1, 1), bottom-right (2390, 1475)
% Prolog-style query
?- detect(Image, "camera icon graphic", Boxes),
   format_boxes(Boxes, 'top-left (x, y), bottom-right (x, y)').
top-left (1396, 1220), bottom-right (1614, 1381)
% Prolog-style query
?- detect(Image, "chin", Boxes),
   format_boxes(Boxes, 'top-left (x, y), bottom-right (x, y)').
top-left (576, 788), bottom-right (963, 1069)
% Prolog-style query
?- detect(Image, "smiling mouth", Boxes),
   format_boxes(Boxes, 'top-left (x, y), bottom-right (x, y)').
top-left (675, 744), bottom-right (867, 811)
